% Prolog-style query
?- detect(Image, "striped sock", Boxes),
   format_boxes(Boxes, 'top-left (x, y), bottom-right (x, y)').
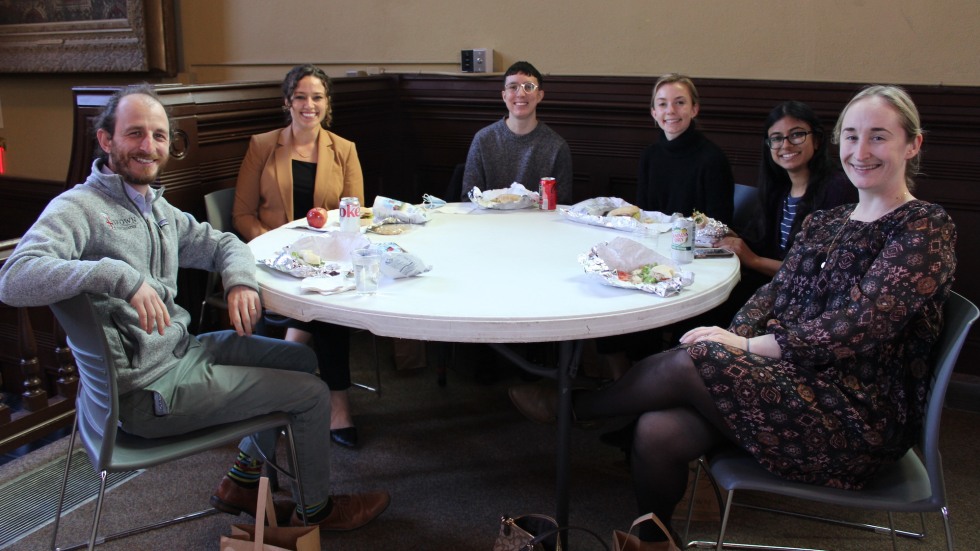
top-left (299, 499), bottom-right (332, 522)
top-left (227, 451), bottom-right (263, 487)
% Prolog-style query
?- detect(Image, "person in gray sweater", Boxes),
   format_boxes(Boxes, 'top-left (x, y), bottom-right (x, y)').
top-left (460, 61), bottom-right (574, 204)
top-left (0, 84), bottom-right (389, 532)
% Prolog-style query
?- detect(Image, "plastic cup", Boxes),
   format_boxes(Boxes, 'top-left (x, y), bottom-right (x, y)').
top-left (351, 248), bottom-right (382, 294)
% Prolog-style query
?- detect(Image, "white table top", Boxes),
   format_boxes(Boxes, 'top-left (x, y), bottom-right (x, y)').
top-left (248, 204), bottom-right (740, 343)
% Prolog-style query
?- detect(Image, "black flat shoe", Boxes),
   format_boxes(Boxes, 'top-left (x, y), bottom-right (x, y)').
top-left (330, 427), bottom-right (359, 448)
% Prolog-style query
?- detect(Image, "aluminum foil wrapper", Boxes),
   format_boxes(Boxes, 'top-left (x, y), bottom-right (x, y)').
top-left (372, 195), bottom-right (431, 224)
top-left (695, 217), bottom-right (729, 246)
top-left (579, 236), bottom-right (693, 297)
top-left (468, 183), bottom-right (540, 210)
top-left (261, 233), bottom-right (370, 278)
top-left (559, 197), bottom-right (673, 233)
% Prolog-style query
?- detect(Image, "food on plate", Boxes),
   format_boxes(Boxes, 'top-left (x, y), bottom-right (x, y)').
top-left (360, 207), bottom-right (373, 219)
top-left (291, 249), bottom-right (324, 266)
top-left (616, 263), bottom-right (676, 285)
top-left (306, 207), bottom-right (328, 228)
top-left (606, 205), bottom-right (641, 219)
top-left (494, 193), bottom-right (522, 204)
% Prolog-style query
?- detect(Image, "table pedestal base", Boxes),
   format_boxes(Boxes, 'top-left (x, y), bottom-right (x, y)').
top-left (489, 340), bottom-right (583, 548)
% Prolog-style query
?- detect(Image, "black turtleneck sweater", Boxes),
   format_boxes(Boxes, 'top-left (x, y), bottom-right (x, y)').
top-left (635, 127), bottom-right (735, 225)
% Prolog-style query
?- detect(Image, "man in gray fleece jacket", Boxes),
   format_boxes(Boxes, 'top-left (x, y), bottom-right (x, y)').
top-left (0, 84), bottom-right (388, 531)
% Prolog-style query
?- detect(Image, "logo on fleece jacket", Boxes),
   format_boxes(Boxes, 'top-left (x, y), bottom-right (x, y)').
top-left (101, 212), bottom-right (141, 231)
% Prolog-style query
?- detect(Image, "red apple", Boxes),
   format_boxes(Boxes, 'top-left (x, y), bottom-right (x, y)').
top-left (306, 207), bottom-right (328, 228)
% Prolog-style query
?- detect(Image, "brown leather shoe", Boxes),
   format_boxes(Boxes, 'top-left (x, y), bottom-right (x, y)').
top-left (509, 383), bottom-right (559, 424)
top-left (508, 383), bottom-right (601, 428)
top-left (210, 475), bottom-right (296, 524)
top-left (291, 491), bottom-right (390, 531)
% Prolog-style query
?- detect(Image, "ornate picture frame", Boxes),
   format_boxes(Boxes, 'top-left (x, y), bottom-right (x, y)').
top-left (0, 0), bottom-right (176, 75)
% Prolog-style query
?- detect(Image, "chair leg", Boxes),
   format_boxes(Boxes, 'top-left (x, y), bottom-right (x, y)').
top-left (886, 512), bottom-right (897, 551)
top-left (351, 331), bottom-right (382, 395)
top-left (86, 472), bottom-right (110, 551)
top-left (51, 418), bottom-right (79, 551)
top-left (715, 490), bottom-right (734, 551)
top-left (682, 460), bottom-right (703, 543)
top-left (939, 507), bottom-right (954, 551)
top-left (372, 333), bottom-right (382, 396)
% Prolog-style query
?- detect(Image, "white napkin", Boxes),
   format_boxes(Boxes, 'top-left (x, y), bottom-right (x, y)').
top-left (300, 273), bottom-right (355, 295)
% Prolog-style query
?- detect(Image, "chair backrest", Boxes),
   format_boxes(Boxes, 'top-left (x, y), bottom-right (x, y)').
top-left (49, 293), bottom-right (120, 473)
top-left (920, 291), bottom-right (978, 500)
top-left (445, 163), bottom-right (465, 202)
top-left (204, 187), bottom-right (237, 234)
top-left (732, 183), bottom-right (759, 234)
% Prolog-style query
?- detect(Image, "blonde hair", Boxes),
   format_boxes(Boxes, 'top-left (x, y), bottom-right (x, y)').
top-left (833, 85), bottom-right (923, 189)
top-left (651, 73), bottom-right (699, 109)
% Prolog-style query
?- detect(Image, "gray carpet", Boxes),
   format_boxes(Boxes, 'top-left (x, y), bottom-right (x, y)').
top-left (2, 335), bottom-right (978, 550)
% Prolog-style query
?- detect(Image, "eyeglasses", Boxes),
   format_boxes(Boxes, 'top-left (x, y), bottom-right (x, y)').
top-left (765, 130), bottom-right (812, 149)
top-left (504, 82), bottom-right (539, 94)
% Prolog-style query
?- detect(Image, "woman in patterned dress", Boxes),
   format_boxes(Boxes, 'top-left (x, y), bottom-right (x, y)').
top-left (510, 85), bottom-right (957, 550)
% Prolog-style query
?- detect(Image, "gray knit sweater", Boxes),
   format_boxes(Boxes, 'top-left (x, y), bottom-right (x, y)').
top-left (460, 118), bottom-right (573, 203)
top-left (0, 159), bottom-right (258, 394)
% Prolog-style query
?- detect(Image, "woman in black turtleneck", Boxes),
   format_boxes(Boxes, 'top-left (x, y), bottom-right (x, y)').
top-left (636, 73), bottom-right (734, 225)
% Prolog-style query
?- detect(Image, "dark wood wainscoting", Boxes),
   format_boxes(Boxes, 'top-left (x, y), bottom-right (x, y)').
top-left (0, 76), bottom-right (978, 443)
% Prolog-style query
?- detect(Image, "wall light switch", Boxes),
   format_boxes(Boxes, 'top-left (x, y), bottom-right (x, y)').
top-left (461, 48), bottom-right (495, 73)
top-left (472, 48), bottom-right (494, 73)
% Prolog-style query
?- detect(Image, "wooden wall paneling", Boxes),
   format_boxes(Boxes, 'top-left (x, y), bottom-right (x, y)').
top-left (24, 75), bottom-right (980, 378)
top-left (0, 176), bottom-right (66, 240)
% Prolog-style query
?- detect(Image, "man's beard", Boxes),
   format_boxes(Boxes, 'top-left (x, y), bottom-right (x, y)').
top-left (107, 148), bottom-right (167, 187)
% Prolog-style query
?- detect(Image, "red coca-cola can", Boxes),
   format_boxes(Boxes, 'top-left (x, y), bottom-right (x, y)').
top-left (539, 177), bottom-right (557, 210)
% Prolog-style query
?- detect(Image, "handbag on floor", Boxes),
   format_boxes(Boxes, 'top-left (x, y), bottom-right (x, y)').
top-left (612, 513), bottom-right (680, 551)
top-left (220, 477), bottom-right (320, 551)
top-left (493, 513), bottom-right (609, 551)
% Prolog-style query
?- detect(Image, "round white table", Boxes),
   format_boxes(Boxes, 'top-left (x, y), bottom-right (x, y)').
top-left (248, 204), bottom-right (740, 539)
top-left (249, 206), bottom-right (740, 343)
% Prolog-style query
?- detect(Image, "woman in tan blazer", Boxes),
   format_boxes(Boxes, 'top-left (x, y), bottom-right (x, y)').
top-left (233, 64), bottom-right (364, 448)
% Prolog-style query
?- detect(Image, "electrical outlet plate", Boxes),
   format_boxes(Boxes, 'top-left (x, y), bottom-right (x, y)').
top-left (461, 48), bottom-right (494, 73)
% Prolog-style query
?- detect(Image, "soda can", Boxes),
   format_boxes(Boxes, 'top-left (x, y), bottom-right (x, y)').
top-left (339, 197), bottom-right (361, 233)
top-left (670, 216), bottom-right (695, 264)
top-left (539, 177), bottom-right (557, 210)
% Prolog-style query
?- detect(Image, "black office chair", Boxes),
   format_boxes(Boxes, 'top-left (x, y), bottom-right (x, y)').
top-left (684, 291), bottom-right (978, 551)
top-left (731, 183), bottom-right (759, 236)
top-left (446, 163), bottom-right (465, 202)
top-left (49, 293), bottom-right (305, 551)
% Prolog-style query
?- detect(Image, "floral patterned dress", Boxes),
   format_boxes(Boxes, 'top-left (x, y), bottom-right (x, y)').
top-left (689, 200), bottom-right (956, 489)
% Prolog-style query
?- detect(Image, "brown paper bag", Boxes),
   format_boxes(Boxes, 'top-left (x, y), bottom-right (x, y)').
top-left (219, 477), bottom-right (320, 551)
top-left (671, 461), bottom-right (721, 523)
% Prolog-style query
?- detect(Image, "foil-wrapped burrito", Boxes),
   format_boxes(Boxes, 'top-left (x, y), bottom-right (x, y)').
top-left (559, 197), bottom-right (673, 233)
top-left (371, 195), bottom-right (431, 225)
top-left (580, 236), bottom-right (694, 297)
top-left (468, 183), bottom-right (540, 210)
top-left (261, 233), bottom-right (370, 278)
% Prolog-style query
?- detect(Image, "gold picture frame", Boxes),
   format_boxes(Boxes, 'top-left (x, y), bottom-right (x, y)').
top-left (0, 0), bottom-right (176, 75)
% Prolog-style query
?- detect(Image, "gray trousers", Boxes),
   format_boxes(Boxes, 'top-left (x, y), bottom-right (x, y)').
top-left (118, 331), bottom-right (331, 503)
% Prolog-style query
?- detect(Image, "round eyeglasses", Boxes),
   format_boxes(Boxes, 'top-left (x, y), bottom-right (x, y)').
top-left (504, 82), bottom-right (539, 94)
top-left (765, 130), bottom-right (812, 149)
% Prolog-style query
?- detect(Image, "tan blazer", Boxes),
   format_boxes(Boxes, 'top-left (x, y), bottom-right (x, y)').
top-left (232, 127), bottom-right (364, 241)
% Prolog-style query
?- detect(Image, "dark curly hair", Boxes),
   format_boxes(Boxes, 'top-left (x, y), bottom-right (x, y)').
top-left (281, 64), bottom-right (333, 128)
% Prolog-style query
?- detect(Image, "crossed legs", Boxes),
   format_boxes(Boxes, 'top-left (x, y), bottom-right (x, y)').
top-left (575, 348), bottom-right (732, 542)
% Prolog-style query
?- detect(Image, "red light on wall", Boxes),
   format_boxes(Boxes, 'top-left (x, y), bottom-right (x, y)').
top-left (0, 142), bottom-right (5, 175)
